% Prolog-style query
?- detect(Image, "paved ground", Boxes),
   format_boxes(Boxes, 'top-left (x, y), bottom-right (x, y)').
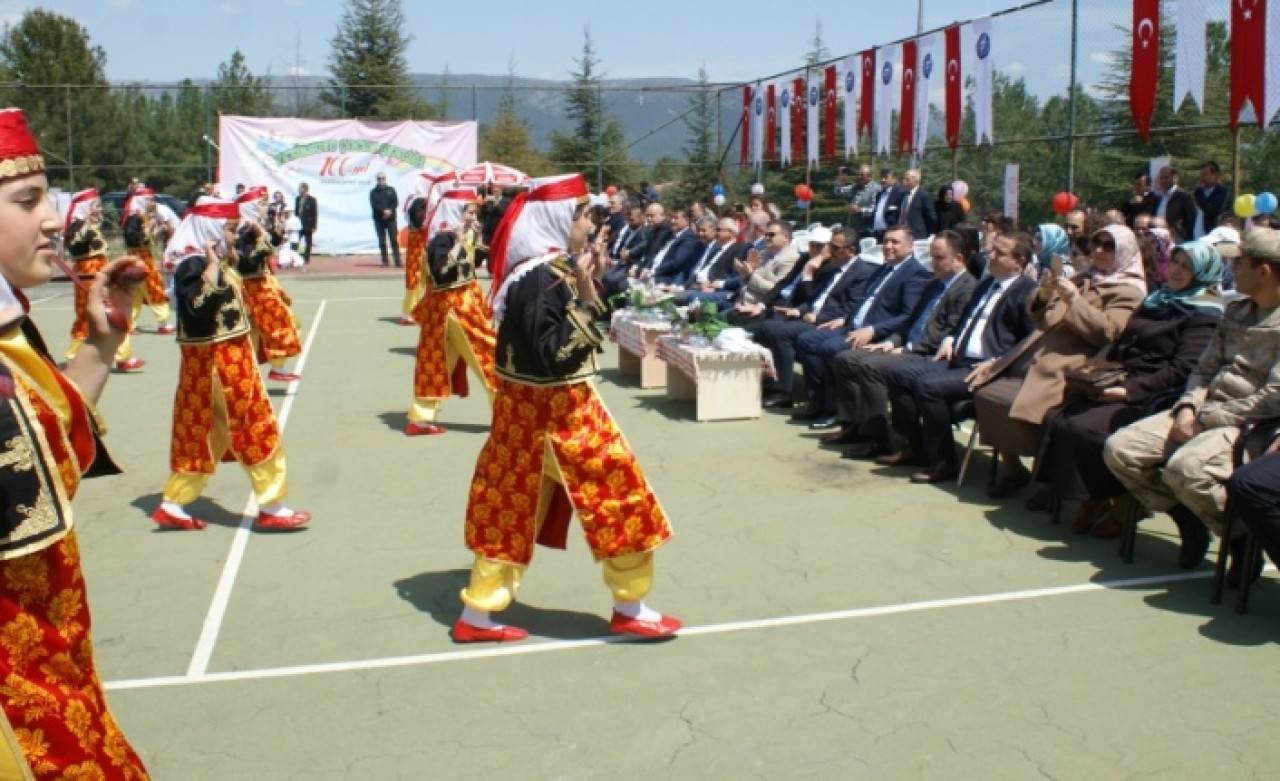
top-left (24, 266), bottom-right (1280, 779)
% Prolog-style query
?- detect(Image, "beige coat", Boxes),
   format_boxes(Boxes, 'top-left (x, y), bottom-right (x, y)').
top-left (1178, 297), bottom-right (1280, 428)
top-left (741, 245), bottom-right (800, 306)
top-left (983, 274), bottom-right (1144, 424)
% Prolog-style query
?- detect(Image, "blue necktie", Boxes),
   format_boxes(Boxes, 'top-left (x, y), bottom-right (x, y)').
top-left (905, 284), bottom-right (945, 351)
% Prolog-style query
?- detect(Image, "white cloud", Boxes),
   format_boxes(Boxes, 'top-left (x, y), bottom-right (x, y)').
top-left (1089, 51), bottom-right (1116, 66)
top-left (1004, 62), bottom-right (1026, 75)
top-left (286, 65), bottom-right (309, 77)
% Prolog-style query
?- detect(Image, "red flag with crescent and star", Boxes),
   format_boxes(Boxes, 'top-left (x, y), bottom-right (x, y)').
top-left (740, 85), bottom-right (751, 165)
top-left (899, 39), bottom-right (917, 155)
top-left (1231, 0), bottom-right (1267, 130)
top-left (765, 82), bottom-right (777, 161)
top-left (792, 76), bottom-right (805, 163)
top-left (1130, 0), bottom-right (1160, 142)
top-left (824, 64), bottom-right (838, 160)
top-left (859, 50), bottom-right (875, 138)
top-left (945, 25), bottom-right (962, 149)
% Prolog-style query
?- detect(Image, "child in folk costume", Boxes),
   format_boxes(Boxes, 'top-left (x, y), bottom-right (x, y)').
top-left (0, 108), bottom-right (150, 779)
top-left (151, 198), bottom-right (310, 531)
top-left (63, 188), bottom-right (146, 372)
top-left (398, 174), bottom-right (434, 326)
top-left (120, 186), bottom-right (174, 334)
top-left (234, 187), bottom-right (302, 383)
top-left (404, 187), bottom-right (498, 436)
top-left (454, 173), bottom-right (680, 643)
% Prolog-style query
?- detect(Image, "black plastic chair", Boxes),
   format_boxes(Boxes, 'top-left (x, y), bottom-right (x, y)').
top-left (1210, 421), bottom-right (1279, 612)
top-left (954, 399), bottom-right (998, 488)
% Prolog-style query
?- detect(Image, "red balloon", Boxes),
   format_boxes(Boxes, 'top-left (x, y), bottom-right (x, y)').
top-left (794, 184), bottom-right (807, 199)
top-left (1051, 191), bottom-right (1078, 215)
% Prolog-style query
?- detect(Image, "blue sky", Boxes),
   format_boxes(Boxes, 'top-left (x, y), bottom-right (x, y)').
top-left (0, 0), bottom-right (1154, 97)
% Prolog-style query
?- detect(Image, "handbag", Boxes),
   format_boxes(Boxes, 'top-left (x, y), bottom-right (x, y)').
top-left (1064, 360), bottom-right (1128, 401)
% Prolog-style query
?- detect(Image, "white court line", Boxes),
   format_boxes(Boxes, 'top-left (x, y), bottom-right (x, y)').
top-left (107, 567), bottom-right (1226, 692)
top-left (32, 295), bottom-right (400, 312)
top-left (184, 300), bottom-right (328, 677)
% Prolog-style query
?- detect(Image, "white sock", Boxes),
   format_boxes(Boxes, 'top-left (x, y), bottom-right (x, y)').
top-left (161, 501), bottom-right (190, 519)
top-left (259, 503), bottom-right (294, 517)
top-left (614, 600), bottom-right (662, 622)
top-left (460, 606), bottom-right (498, 629)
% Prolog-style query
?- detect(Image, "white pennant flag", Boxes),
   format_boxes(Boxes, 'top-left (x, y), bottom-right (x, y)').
top-left (971, 16), bottom-right (995, 145)
top-left (807, 69), bottom-right (821, 166)
top-left (1267, 0), bottom-right (1280, 124)
top-left (876, 44), bottom-right (898, 156)
top-left (779, 78), bottom-right (794, 166)
top-left (1173, 0), bottom-right (1207, 112)
top-left (842, 55), bottom-right (858, 156)
top-left (915, 33), bottom-right (937, 155)
top-left (750, 82), bottom-right (764, 166)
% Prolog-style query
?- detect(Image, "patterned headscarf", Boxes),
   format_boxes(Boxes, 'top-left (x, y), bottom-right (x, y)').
top-left (1141, 240), bottom-right (1224, 315)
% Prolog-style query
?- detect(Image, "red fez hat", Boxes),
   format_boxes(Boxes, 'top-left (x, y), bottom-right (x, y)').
top-left (0, 108), bottom-right (44, 180)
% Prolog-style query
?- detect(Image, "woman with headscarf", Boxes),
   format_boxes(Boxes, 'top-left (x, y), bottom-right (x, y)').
top-left (934, 185), bottom-right (965, 233)
top-left (120, 186), bottom-right (174, 334)
top-left (454, 173), bottom-right (679, 643)
top-left (233, 187), bottom-right (302, 383)
top-left (0, 108), bottom-right (150, 779)
top-left (64, 188), bottom-right (146, 372)
top-left (404, 187), bottom-right (497, 436)
top-left (151, 197), bottom-right (309, 532)
top-left (970, 224), bottom-right (1147, 498)
top-left (1032, 240), bottom-right (1224, 537)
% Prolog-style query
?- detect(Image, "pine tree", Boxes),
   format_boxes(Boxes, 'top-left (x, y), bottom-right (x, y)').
top-left (674, 65), bottom-right (719, 203)
top-left (478, 61), bottom-right (549, 175)
top-left (211, 49), bottom-right (272, 117)
top-left (321, 0), bottom-right (435, 119)
top-left (548, 28), bottom-right (632, 188)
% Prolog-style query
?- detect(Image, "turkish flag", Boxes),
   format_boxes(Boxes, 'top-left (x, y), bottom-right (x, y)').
top-left (792, 76), bottom-right (805, 164)
top-left (899, 39), bottom-right (918, 154)
top-left (824, 64), bottom-right (838, 160)
top-left (945, 25), bottom-right (962, 149)
top-left (1130, 0), bottom-right (1160, 142)
top-left (740, 85), bottom-right (751, 165)
top-left (765, 82), bottom-right (777, 161)
top-left (859, 50), bottom-right (875, 137)
top-left (1231, 0), bottom-right (1267, 130)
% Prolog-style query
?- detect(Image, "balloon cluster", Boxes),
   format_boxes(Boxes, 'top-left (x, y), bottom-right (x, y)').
top-left (711, 184), bottom-right (725, 208)
top-left (950, 180), bottom-right (971, 213)
top-left (1236, 192), bottom-right (1278, 218)
top-left (1052, 191), bottom-right (1079, 215)
top-left (794, 183), bottom-right (814, 210)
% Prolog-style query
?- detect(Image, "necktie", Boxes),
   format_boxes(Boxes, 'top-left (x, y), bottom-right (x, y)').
top-left (850, 263), bottom-right (894, 328)
top-left (901, 191), bottom-right (914, 225)
top-left (612, 225), bottom-right (630, 254)
top-left (955, 281), bottom-right (999, 358)
top-left (905, 284), bottom-right (945, 351)
top-left (691, 243), bottom-right (719, 280)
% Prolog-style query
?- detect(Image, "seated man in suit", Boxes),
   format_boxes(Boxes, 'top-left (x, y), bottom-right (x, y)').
top-left (792, 225), bottom-right (932, 428)
top-left (649, 207), bottom-right (701, 284)
top-left (758, 229), bottom-right (879, 408)
top-left (672, 217), bottom-right (747, 298)
top-left (726, 228), bottom-right (830, 328)
top-left (824, 230), bottom-right (979, 458)
top-left (880, 228), bottom-right (1039, 483)
top-left (609, 205), bottom-right (646, 262)
top-left (687, 219), bottom-right (798, 308)
top-left (898, 168), bottom-right (937, 241)
top-left (602, 202), bottom-right (668, 300)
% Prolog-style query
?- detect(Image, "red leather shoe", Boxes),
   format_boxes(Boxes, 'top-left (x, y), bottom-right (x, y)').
top-left (451, 619), bottom-right (528, 643)
top-left (609, 611), bottom-right (682, 638)
top-left (398, 316), bottom-right (416, 326)
top-left (255, 509), bottom-right (311, 530)
top-left (115, 357), bottom-right (145, 372)
top-left (151, 507), bottom-right (207, 530)
top-left (405, 421), bottom-right (446, 436)
top-left (156, 324), bottom-right (177, 335)
top-left (267, 369), bottom-right (301, 382)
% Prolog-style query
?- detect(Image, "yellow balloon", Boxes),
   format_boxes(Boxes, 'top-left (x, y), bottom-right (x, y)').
top-left (1235, 194), bottom-right (1257, 218)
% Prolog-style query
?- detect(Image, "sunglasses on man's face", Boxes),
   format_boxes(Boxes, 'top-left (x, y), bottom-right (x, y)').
top-left (764, 232), bottom-right (779, 238)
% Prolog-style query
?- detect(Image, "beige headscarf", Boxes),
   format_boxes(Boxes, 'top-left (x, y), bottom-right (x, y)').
top-left (1088, 224), bottom-right (1148, 295)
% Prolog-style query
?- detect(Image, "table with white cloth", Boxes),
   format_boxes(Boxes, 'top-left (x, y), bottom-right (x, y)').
top-left (655, 335), bottom-right (777, 422)
top-left (609, 309), bottom-right (671, 388)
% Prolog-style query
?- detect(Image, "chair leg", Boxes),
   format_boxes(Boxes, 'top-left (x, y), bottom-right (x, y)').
top-left (1236, 532), bottom-right (1262, 615)
top-left (1119, 497), bottom-right (1142, 564)
top-left (987, 447), bottom-right (1000, 486)
top-left (957, 424), bottom-right (980, 488)
top-left (1210, 502), bottom-right (1236, 605)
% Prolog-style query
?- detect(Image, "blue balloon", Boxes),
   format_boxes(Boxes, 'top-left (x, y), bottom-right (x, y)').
top-left (712, 184), bottom-right (725, 196)
top-left (796, 199), bottom-right (811, 209)
top-left (1257, 192), bottom-right (1278, 214)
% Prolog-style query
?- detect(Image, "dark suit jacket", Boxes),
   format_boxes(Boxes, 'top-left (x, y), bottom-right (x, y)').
top-left (802, 259), bottom-right (880, 322)
top-left (875, 185), bottom-right (906, 232)
top-left (948, 274), bottom-right (1037, 365)
top-left (1120, 192), bottom-right (1159, 227)
top-left (636, 225), bottom-right (673, 270)
top-left (838, 258), bottom-right (932, 340)
top-left (1161, 188), bottom-right (1197, 243)
top-left (653, 228), bottom-right (701, 282)
top-left (887, 270), bottom-right (979, 355)
top-left (295, 194), bottom-right (318, 231)
top-left (899, 188), bottom-right (937, 239)
top-left (612, 223), bottom-right (645, 261)
top-left (1194, 185), bottom-right (1231, 234)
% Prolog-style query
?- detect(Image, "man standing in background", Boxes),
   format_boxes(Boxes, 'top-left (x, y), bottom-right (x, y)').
top-left (295, 182), bottom-right (318, 265)
top-left (370, 172), bottom-right (401, 267)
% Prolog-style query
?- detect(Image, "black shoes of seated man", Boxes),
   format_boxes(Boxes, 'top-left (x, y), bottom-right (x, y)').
top-left (842, 440), bottom-right (892, 460)
top-left (762, 394), bottom-right (794, 409)
top-left (1167, 504), bottom-right (1212, 570)
top-left (987, 466), bottom-right (1032, 499)
top-left (789, 404), bottom-right (825, 421)
top-left (910, 460), bottom-right (960, 484)
top-left (819, 427), bottom-right (863, 446)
